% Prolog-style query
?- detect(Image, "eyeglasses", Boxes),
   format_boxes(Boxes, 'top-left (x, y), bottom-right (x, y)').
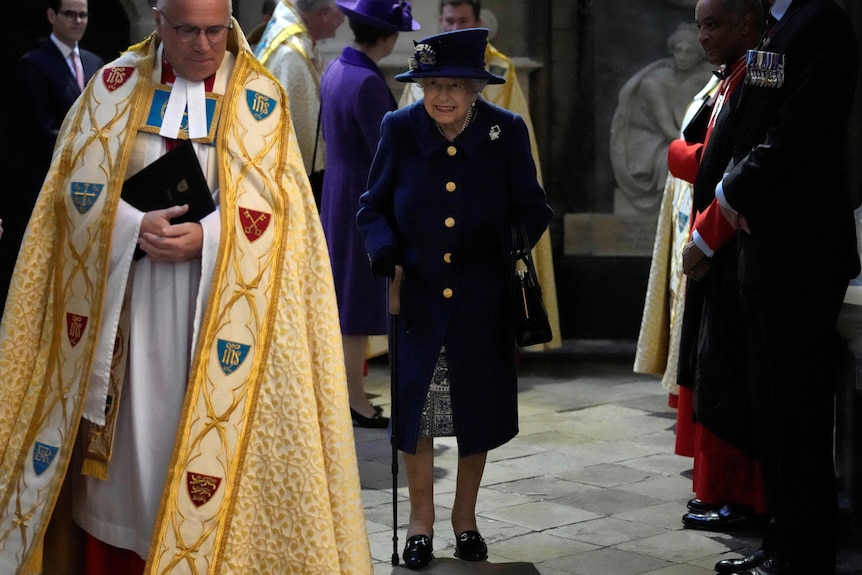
top-left (158, 10), bottom-right (232, 44)
top-left (59, 10), bottom-right (89, 21)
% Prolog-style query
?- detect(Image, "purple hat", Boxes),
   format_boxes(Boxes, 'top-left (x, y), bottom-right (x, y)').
top-left (335, 0), bottom-right (419, 33)
top-left (394, 28), bottom-right (505, 84)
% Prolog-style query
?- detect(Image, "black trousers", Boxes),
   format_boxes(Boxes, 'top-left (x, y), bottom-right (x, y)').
top-left (741, 279), bottom-right (847, 574)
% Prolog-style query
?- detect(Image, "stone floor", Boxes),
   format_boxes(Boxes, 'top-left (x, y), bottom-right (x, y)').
top-left (353, 341), bottom-right (862, 575)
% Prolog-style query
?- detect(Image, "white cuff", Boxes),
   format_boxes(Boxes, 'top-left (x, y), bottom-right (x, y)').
top-left (716, 178), bottom-right (732, 210)
top-left (691, 230), bottom-right (715, 258)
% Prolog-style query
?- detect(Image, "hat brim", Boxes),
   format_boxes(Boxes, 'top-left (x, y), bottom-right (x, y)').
top-left (394, 66), bottom-right (505, 84)
top-left (339, 4), bottom-right (419, 32)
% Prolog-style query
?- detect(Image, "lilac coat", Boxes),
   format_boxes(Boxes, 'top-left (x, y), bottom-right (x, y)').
top-left (319, 47), bottom-right (394, 335)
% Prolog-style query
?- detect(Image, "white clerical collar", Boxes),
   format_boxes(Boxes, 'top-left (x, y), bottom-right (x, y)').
top-left (770, 0), bottom-right (792, 22)
top-left (160, 75), bottom-right (208, 140)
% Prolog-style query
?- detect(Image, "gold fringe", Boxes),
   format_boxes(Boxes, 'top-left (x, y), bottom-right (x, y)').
top-left (80, 457), bottom-right (108, 480)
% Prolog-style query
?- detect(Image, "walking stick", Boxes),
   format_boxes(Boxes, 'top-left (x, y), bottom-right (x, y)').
top-left (388, 265), bottom-right (404, 566)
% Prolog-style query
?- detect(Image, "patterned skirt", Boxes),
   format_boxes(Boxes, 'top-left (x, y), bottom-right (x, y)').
top-left (418, 347), bottom-right (455, 437)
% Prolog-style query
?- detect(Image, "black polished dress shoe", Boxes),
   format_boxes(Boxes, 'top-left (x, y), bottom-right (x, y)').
top-left (687, 498), bottom-right (721, 513)
top-left (682, 504), bottom-right (765, 532)
top-left (729, 555), bottom-right (791, 574)
top-left (350, 408), bottom-right (389, 429)
top-left (402, 534), bottom-right (433, 569)
top-left (454, 530), bottom-right (488, 561)
top-left (715, 549), bottom-right (772, 574)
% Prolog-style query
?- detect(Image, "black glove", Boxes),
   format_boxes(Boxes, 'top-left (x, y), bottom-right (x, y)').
top-left (453, 226), bottom-right (501, 265)
top-left (370, 245), bottom-right (399, 278)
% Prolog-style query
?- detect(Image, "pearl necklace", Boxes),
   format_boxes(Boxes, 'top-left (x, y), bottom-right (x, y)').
top-left (435, 104), bottom-right (476, 139)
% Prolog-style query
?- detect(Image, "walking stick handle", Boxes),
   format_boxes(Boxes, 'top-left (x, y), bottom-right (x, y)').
top-left (389, 265), bottom-right (403, 316)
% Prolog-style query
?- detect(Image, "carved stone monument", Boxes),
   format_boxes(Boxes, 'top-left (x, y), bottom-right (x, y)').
top-left (564, 0), bottom-right (709, 257)
top-left (610, 23), bottom-right (712, 215)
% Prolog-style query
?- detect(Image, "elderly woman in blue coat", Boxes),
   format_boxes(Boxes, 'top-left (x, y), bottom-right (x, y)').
top-left (357, 28), bottom-right (552, 569)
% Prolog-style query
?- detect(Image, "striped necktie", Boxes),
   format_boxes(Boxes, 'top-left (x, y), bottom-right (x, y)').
top-left (72, 48), bottom-right (85, 91)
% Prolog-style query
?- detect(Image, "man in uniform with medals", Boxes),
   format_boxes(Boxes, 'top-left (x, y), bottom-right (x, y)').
top-left (698, 0), bottom-right (859, 573)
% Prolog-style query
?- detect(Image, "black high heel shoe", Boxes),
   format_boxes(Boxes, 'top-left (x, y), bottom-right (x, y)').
top-left (402, 534), bottom-right (433, 569)
top-left (349, 407), bottom-right (389, 429)
top-left (454, 530), bottom-right (487, 561)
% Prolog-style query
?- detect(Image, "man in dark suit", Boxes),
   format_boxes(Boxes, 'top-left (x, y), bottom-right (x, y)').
top-left (702, 0), bottom-right (859, 573)
top-left (19, 0), bottom-right (103, 201)
top-left (0, 0), bottom-right (103, 317)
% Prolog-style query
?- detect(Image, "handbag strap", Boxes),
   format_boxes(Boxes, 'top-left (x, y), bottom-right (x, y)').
top-left (511, 223), bottom-right (541, 286)
top-left (510, 223), bottom-right (522, 275)
top-left (511, 223), bottom-right (534, 262)
top-left (311, 103), bottom-right (322, 172)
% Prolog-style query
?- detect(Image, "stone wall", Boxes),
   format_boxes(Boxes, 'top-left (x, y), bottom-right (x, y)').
top-left (44, 0), bottom-right (862, 258)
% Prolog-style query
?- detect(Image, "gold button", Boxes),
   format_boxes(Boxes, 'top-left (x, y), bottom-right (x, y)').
top-left (446, 181), bottom-right (456, 192)
top-left (443, 288), bottom-right (453, 298)
top-left (447, 146), bottom-right (457, 156)
top-left (443, 252), bottom-right (452, 263)
top-left (444, 217), bottom-right (455, 228)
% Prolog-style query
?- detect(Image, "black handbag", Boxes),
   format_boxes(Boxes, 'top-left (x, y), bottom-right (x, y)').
top-left (309, 169), bottom-right (325, 208)
top-left (310, 104), bottom-right (324, 209)
top-left (510, 224), bottom-right (553, 347)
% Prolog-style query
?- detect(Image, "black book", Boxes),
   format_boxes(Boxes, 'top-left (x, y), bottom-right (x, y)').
top-left (121, 140), bottom-right (216, 260)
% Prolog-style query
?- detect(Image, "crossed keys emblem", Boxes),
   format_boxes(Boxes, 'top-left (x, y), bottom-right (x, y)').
top-left (238, 207), bottom-right (271, 243)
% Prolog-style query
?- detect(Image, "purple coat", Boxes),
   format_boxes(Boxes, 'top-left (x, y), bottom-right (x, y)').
top-left (319, 47), bottom-right (394, 335)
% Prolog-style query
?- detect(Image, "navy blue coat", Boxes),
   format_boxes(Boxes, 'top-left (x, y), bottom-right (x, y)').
top-left (357, 99), bottom-right (552, 455)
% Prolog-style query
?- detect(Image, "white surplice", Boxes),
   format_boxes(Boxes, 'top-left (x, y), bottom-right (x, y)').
top-left (72, 47), bottom-right (230, 558)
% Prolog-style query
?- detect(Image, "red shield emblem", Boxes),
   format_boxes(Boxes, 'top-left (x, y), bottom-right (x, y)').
top-left (66, 313), bottom-right (88, 347)
top-left (102, 66), bottom-right (135, 92)
top-left (186, 471), bottom-right (222, 507)
top-left (238, 207), bottom-right (272, 243)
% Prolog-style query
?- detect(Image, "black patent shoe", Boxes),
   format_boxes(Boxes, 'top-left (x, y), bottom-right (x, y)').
top-left (402, 534), bottom-right (433, 569)
top-left (454, 530), bottom-right (488, 561)
top-left (687, 498), bottom-right (720, 513)
top-left (682, 504), bottom-right (765, 532)
top-left (715, 549), bottom-right (772, 574)
top-left (350, 407), bottom-right (389, 429)
top-left (732, 555), bottom-right (792, 574)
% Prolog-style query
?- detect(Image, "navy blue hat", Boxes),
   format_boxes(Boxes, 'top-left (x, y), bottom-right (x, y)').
top-left (336, 0), bottom-right (419, 33)
top-left (394, 28), bottom-right (506, 84)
